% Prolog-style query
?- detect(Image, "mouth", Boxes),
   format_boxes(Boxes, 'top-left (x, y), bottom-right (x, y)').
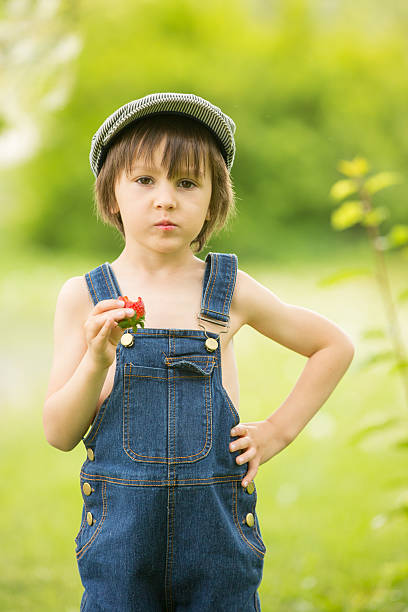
top-left (154, 224), bottom-right (177, 230)
top-left (154, 221), bottom-right (177, 229)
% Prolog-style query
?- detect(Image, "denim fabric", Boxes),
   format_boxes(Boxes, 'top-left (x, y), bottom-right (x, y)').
top-left (75, 252), bottom-right (266, 611)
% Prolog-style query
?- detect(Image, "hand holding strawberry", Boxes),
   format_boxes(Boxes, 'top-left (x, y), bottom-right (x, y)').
top-left (117, 295), bottom-right (145, 329)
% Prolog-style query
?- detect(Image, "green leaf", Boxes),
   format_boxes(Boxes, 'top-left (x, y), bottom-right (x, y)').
top-left (331, 200), bottom-right (364, 230)
top-left (329, 179), bottom-right (358, 202)
top-left (388, 359), bottom-right (408, 374)
top-left (337, 156), bottom-right (369, 177)
top-left (396, 288), bottom-right (408, 303)
top-left (387, 224), bottom-right (408, 247)
top-left (317, 267), bottom-right (372, 286)
top-left (348, 415), bottom-right (401, 445)
top-left (393, 438), bottom-right (408, 449)
top-left (360, 327), bottom-right (386, 340)
top-left (117, 319), bottom-right (132, 329)
top-left (361, 206), bottom-right (389, 227)
top-left (356, 349), bottom-right (395, 370)
top-left (363, 171), bottom-right (404, 195)
top-left (117, 314), bottom-right (146, 330)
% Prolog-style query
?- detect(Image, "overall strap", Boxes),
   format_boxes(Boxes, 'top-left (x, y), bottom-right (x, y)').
top-left (199, 252), bottom-right (238, 327)
top-left (84, 262), bottom-right (120, 306)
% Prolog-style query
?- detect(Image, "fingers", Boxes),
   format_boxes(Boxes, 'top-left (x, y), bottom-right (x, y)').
top-left (229, 427), bottom-right (259, 487)
top-left (86, 318), bottom-right (115, 349)
top-left (229, 434), bottom-right (255, 466)
top-left (229, 435), bottom-right (250, 452)
top-left (235, 445), bottom-right (256, 465)
top-left (242, 457), bottom-right (260, 488)
top-left (230, 424), bottom-right (247, 437)
top-left (112, 307), bottom-right (135, 322)
top-left (89, 306), bottom-right (136, 332)
top-left (93, 298), bottom-right (126, 314)
top-left (99, 318), bottom-right (115, 336)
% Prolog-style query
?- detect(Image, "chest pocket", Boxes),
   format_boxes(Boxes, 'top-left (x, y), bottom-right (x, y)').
top-left (122, 355), bottom-right (216, 463)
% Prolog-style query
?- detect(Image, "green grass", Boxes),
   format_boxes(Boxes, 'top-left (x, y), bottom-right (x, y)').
top-left (1, 243), bottom-right (407, 611)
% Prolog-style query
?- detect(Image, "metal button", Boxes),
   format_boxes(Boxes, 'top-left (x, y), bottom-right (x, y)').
top-left (87, 448), bottom-right (95, 461)
top-left (245, 512), bottom-right (254, 527)
top-left (83, 482), bottom-right (92, 496)
top-left (120, 332), bottom-right (134, 347)
top-left (246, 481), bottom-right (255, 495)
top-left (86, 512), bottom-right (94, 526)
top-left (205, 337), bottom-right (218, 352)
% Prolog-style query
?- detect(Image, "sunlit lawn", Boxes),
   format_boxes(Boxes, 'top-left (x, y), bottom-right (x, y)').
top-left (1, 242), bottom-right (407, 611)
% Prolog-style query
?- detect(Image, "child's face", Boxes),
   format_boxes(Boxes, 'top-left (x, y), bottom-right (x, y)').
top-left (113, 137), bottom-right (212, 255)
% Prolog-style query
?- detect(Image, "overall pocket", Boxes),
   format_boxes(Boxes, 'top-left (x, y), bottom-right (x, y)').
top-left (75, 478), bottom-right (108, 561)
top-left (122, 356), bottom-right (216, 463)
top-left (232, 480), bottom-right (267, 559)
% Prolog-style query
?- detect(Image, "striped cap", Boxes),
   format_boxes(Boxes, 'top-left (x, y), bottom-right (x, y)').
top-left (89, 92), bottom-right (236, 177)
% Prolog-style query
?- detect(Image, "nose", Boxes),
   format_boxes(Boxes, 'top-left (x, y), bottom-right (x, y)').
top-left (154, 199), bottom-right (176, 210)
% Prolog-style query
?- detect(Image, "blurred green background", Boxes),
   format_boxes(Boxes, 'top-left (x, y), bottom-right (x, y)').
top-left (1, 0), bottom-right (408, 610)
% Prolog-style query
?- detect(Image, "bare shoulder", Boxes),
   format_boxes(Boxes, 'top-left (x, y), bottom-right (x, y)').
top-left (232, 267), bottom-right (284, 329)
top-left (233, 267), bottom-right (354, 357)
top-left (56, 275), bottom-right (93, 314)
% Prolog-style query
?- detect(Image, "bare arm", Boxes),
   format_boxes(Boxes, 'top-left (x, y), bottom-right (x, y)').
top-left (227, 269), bottom-right (355, 488)
top-left (235, 269), bottom-right (355, 441)
top-left (42, 276), bottom-right (134, 452)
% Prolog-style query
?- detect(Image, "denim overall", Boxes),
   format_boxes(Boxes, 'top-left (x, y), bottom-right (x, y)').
top-left (75, 252), bottom-right (266, 611)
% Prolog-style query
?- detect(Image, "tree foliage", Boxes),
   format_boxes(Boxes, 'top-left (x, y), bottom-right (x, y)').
top-left (2, 0), bottom-right (408, 261)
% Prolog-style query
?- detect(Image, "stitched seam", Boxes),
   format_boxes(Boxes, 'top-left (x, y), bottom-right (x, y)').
top-left (222, 255), bottom-right (235, 316)
top-left (125, 373), bottom-right (168, 380)
top-left (100, 265), bottom-right (115, 298)
top-left (213, 364), bottom-right (239, 424)
top-left (203, 252), bottom-right (217, 312)
top-left (79, 471), bottom-right (245, 484)
top-left (252, 488), bottom-right (266, 551)
top-left (253, 517), bottom-right (266, 551)
top-left (126, 373), bottom-right (211, 379)
top-left (234, 481), bottom-right (265, 558)
top-left (200, 307), bottom-right (230, 316)
top-left (164, 357), bottom-right (216, 375)
top-left (75, 505), bottom-right (86, 544)
top-left (86, 389), bottom-right (112, 443)
top-left (168, 338), bottom-right (175, 612)
top-left (122, 332), bottom-right (217, 338)
top-left (104, 263), bottom-right (121, 296)
top-left (76, 480), bottom-right (107, 560)
top-left (171, 367), bottom-right (175, 612)
top-left (220, 254), bottom-right (233, 317)
top-left (165, 356), bottom-right (216, 359)
top-left (207, 252), bottom-right (218, 312)
top-left (232, 481), bottom-right (265, 559)
top-left (86, 273), bottom-right (99, 304)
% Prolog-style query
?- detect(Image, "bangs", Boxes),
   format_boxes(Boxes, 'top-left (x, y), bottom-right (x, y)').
top-left (111, 114), bottom-right (212, 182)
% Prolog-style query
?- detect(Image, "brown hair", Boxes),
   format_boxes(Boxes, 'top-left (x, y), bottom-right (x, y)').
top-left (92, 113), bottom-right (237, 253)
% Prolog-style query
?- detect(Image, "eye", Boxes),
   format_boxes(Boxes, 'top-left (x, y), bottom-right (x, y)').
top-left (179, 179), bottom-right (196, 189)
top-left (135, 176), bottom-right (152, 185)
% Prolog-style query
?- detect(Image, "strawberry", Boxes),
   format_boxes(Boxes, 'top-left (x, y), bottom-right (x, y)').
top-left (117, 295), bottom-right (146, 330)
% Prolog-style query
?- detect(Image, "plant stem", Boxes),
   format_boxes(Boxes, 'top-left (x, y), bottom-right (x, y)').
top-left (360, 183), bottom-right (408, 408)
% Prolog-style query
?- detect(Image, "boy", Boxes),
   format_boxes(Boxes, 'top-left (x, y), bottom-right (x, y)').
top-left (43, 92), bottom-right (354, 611)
